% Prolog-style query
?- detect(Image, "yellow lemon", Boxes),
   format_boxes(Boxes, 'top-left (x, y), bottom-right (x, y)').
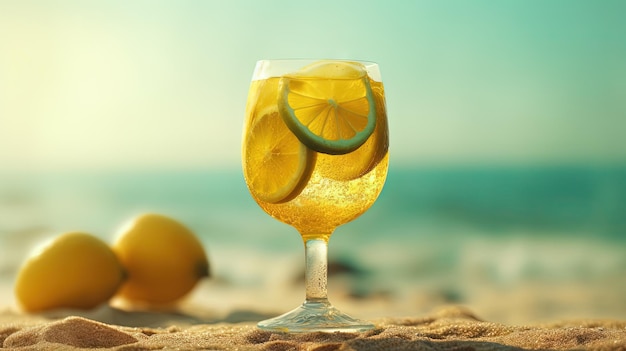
top-left (14, 232), bottom-right (125, 312)
top-left (243, 107), bottom-right (316, 203)
top-left (112, 213), bottom-right (209, 305)
top-left (279, 61), bottom-right (377, 155)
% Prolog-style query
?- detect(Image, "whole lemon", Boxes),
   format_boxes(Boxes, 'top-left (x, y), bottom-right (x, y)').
top-left (14, 232), bottom-right (125, 312)
top-left (112, 213), bottom-right (210, 305)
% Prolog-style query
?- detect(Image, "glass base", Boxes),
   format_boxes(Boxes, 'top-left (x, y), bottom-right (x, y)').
top-left (257, 300), bottom-right (375, 333)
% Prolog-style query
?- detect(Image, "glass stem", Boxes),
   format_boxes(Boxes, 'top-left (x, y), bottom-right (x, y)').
top-left (304, 237), bottom-right (329, 303)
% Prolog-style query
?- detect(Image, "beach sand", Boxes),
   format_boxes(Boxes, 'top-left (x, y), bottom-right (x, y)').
top-left (3, 242), bottom-right (626, 350)
top-left (2, 257), bottom-right (626, 350)
top-left (1, 305), bottom-right (625, 350)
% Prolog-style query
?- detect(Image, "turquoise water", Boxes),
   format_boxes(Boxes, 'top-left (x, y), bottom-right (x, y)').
top-left (1, 165), bottom-right (625, 320)
top-left (2, 165), bottom-right (625, 259)
top-left (4, 166), bottom-right (624, 241)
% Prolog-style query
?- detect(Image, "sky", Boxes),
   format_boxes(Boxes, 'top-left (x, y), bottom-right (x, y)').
top-left (1, 0), bottom-right (625, 172)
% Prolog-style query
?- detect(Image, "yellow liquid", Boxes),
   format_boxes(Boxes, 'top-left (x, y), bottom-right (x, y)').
top-left (243, 77), bottom-right (389, 237)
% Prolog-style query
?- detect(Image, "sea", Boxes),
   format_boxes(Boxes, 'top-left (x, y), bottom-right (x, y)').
top-left (1, 165), bottom-right (625, 322)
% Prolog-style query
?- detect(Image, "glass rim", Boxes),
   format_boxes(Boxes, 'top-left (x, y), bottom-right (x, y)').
top-left (252, 59), bottom-right (382, 82)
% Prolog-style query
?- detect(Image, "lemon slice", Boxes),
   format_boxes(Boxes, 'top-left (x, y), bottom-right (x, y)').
top-left (244, 107), bottom-right (315, 203)
top-left (278, 61), bottom-right (377, 155)
top-left (292, 60), bottom-right (369, 79)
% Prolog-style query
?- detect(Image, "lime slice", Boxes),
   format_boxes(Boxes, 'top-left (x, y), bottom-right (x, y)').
top-left (278, 61), bottom-right (377, 155)
top-left (244, 107), bottom-right (315, 203)
top-left (317, 81), bottom-right (389, 180)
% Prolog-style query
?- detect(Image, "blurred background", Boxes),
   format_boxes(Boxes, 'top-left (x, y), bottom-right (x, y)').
top-left (1, 0), bottom-right (625, 324)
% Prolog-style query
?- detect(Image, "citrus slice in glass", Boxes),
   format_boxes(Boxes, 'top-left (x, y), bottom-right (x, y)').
top-left (278, 61), bottom-right (377, 155)
top-left (292, 60), bottom-right (369, 80)
top-left (317, 82), bottom-right (389, 180)
top-left (244, 107), bottom-right (316, 203)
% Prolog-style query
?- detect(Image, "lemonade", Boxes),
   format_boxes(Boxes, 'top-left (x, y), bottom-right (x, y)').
top-left (242, 59), bottom-right (389, 332)
top-left (243, 63), bottom-right (389, 237)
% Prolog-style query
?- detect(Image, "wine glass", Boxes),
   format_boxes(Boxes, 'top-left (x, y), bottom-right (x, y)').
top-left (242, 59), bottom-right (389, 332)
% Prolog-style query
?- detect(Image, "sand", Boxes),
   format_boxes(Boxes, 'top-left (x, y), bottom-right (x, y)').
top-left (1, 306), bottom-right (626, 350)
